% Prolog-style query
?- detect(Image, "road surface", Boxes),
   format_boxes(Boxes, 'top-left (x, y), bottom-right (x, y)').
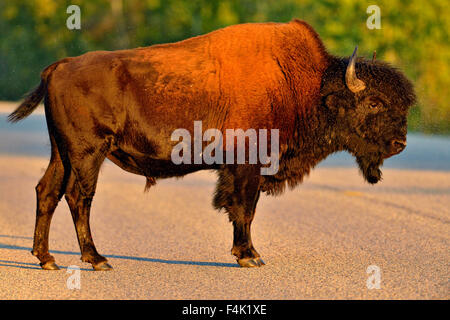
top-left (0, 105), bottom-right (448, 299)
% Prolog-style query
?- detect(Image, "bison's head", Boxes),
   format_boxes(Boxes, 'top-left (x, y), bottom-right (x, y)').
top-left (321, 47), bottom-right (416, 184)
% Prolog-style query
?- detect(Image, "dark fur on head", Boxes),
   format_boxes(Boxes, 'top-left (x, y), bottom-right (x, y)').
top-left (321, 56), bottom-right (416, 184)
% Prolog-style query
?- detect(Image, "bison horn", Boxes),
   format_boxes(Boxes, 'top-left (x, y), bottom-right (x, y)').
top-left (345, 46), bottom-right (366, 93)
top-left (372, 50), bottom-right (377, 62)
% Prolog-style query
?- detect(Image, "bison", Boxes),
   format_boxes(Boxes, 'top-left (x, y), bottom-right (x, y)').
top-left (8, 19), bottom-right (416, 270)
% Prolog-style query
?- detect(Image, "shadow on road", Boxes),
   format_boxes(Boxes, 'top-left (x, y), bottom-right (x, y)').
top-left (0, 234), bottom-right (33, 240)
top-left (0, 259), bottom-right (92, 271)
top-left (0, 260), bottom-right (42, 270)
top-left (0, 242), bottom-right (239, 269)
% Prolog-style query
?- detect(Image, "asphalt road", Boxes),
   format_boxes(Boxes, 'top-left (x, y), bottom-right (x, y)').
top-left (0, 106), bottom-right (448, 299)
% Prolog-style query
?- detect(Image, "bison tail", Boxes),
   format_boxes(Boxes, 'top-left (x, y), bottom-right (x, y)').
top-left (8, 61), bottom-right (61, 123)
top-left (7, 80), bottom-right (46, 123)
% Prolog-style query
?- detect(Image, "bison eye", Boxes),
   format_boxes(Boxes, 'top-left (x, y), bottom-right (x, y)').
top-left (367, 101), bottom-right (382, 110)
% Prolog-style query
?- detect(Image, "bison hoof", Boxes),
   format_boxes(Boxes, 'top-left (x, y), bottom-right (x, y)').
top-left (237, 257), bottom-right (265, 268)
top-left (92, 261), bottom-right (113, 271)
top-left (40, 261), bottom-right (60, 270)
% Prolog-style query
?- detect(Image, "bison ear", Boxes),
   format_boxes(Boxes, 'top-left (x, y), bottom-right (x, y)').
top-left (325, 94), bottom-right (338, 110)
top-left (325, 93), bottom-right (351, 118)
top-left (325, 93), bottom-right (345, 109)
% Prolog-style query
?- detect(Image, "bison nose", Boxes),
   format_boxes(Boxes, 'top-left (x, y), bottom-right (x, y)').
top-left (391, 139), bottom-right (407, 153)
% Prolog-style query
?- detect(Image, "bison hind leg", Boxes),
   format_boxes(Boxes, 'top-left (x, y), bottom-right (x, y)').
top-left (64, 148), bottom-right (113, 271)
top-left (32, 135), bottom-right (69, 270)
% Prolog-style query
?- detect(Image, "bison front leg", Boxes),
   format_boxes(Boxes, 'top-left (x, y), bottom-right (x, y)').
top-left (214, 165), bottom-right (265, 267)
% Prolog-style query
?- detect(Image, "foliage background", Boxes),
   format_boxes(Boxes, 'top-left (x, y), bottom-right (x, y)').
top-left (0, 0), bottom-right (448, 133)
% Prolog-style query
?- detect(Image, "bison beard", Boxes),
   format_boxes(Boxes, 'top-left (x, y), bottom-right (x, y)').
top-left (8, 19), bottom-right (416, 270)
top-left (357, 155), bottom-right (383, 184)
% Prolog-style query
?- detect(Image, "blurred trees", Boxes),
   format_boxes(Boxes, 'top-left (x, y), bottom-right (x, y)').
top-left (0, 0), bottom-right (448, 133)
